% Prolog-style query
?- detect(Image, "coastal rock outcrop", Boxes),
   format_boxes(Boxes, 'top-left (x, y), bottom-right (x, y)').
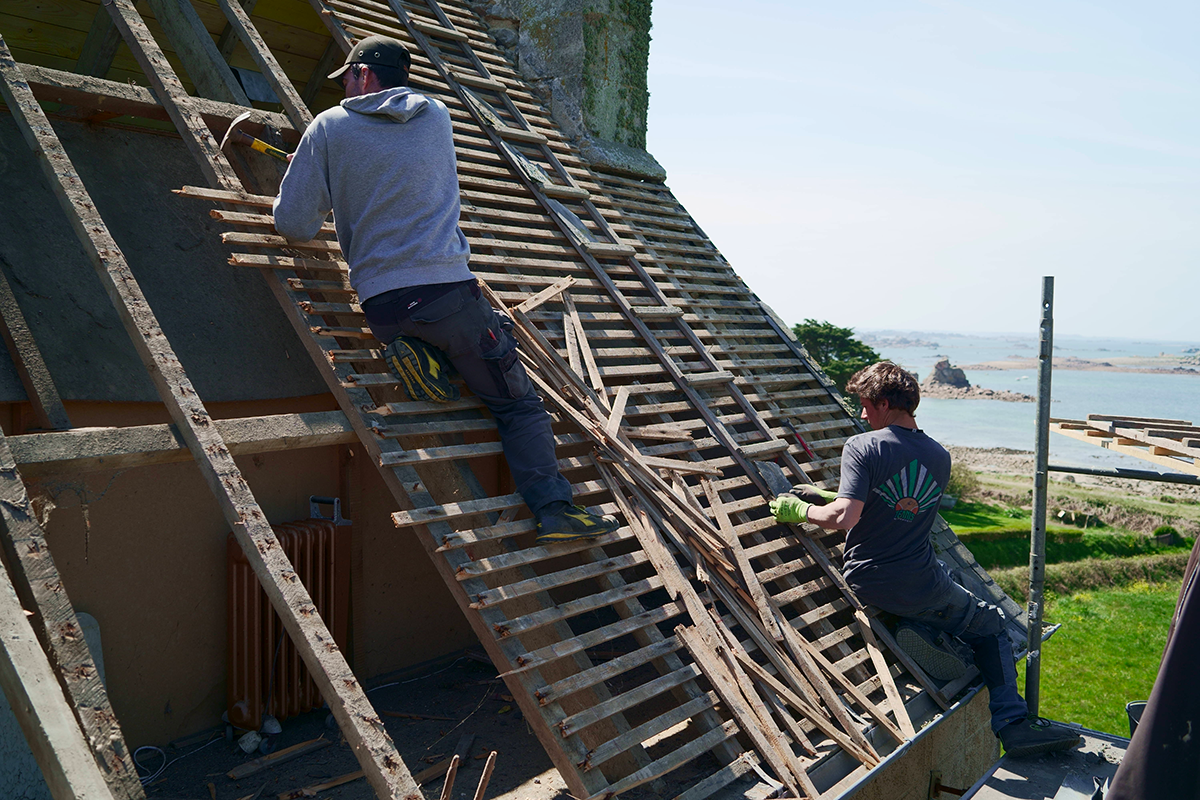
top-left (920, 359), bottom-right (1034, 402)
top-left (924, 359), bottom-right (969, 388)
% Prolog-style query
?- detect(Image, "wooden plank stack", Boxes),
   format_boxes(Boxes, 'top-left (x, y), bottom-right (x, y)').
top-left (1052, 415), bottom-right (1200, 477)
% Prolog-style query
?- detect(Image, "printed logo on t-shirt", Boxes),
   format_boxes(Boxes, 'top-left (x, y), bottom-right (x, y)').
top-left (873, 459), bottom-right (942, 522)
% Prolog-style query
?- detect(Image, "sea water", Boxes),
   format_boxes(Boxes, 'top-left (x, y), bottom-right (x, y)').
top-left (864, 332), bottom-right (1200, 471)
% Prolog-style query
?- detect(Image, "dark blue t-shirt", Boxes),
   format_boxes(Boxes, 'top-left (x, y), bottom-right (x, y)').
top-left (838, 426), bottom-right (952, 612)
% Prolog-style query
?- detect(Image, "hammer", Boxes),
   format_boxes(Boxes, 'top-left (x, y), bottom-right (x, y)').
top-left (218, 110), bottom-right (290, 163)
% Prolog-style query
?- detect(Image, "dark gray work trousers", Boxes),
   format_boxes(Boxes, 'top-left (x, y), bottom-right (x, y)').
top-left (362, 279), bottom-right (573, 514)
top-left (863, 578), bottom-right (1028, 734)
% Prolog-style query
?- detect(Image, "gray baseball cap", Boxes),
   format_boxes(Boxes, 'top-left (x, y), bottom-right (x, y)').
top-left (328, 35), bottom-right (412, 80)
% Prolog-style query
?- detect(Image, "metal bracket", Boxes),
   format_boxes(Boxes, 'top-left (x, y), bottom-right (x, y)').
top-left (309, 496), bottom-right (351, 526)
top-left (929, 769), bottom-right (967, 798)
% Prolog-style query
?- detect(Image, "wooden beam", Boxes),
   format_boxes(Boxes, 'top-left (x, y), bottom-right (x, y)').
top-left (0, 38), bottom-right (422, 800)
top-left (0, 425), bottom-right (143, 799)
top-left (141, 0), bottom-right (250, 105)
top-left (19, 63), bottom-right (296, 137)
top-left (301, 40), bottom-right (342, 107)
top-left (0, 555), bottom-right (119, 800)
top-left (103, 0), bottom-right (245, 191)
top-left (216, 0), bottom-right (259, 59)
top-left (0, 265), bottom-right (70, 430)
top-left (215, 0), bottom-right (313, 130)
top-left (75, 3), bottom-right (132, 78)
top-left (7, 410), bottom-right (357, 477)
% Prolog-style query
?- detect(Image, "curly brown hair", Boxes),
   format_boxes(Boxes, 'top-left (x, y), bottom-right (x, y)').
top-left (844, 361), bottom-right (920, 414)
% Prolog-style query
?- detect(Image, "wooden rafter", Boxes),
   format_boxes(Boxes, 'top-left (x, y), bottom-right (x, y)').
top-left (0, 424), bottom-right (141, 798)
top-left (18, 62), bottom-right (295, 137)
top-left (0, 265), bottom-right (70, 431)
top-left (0, 553), bottom-right (118, 800)
top-left (141, 0), bottom-right (250, 105)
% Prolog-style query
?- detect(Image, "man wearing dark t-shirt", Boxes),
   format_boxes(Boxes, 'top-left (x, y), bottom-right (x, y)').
top-left (769, 361), bottom-right (1079, 758)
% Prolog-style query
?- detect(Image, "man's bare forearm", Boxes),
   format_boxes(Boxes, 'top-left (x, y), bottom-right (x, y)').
top-left (805, 497), bottom-right (863, 530)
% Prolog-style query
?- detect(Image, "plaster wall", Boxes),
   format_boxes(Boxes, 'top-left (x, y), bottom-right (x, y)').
top-left (1, 401), bottom-right (477, 748)
top-left (0, 114), bottom-right (327, 405)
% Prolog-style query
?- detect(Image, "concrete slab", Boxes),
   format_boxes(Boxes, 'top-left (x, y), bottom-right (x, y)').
top-left (965, 727), bottom-right (1127, 799)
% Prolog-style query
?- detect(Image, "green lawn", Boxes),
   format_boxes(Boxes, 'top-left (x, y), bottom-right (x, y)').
top-left (976, 473), bottom-right (1200, 528)
top-left (942, 500), bottom-right (1091, 536)
top-left (1016, 582), bottom-right (1179, 737)
top-left (942, 500), bottom-right (1190, 570)
top-left (961, 531), bottom-right (1189, 571)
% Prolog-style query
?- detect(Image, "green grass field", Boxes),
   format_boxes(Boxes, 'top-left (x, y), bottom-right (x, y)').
top-left (941, 501), bottom-right (1080, 535)
top-left (939, 479), bottom-right (1193, 737)
top-left (1016, 582), bottom-right (1179, 737)
top-left (942, 500), bottom-right (1191, 570)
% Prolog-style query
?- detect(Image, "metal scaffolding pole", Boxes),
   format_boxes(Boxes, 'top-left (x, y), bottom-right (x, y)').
top-left (1026, 276), bottom-right (1054, 715)
top-left (1049, 463), bottom-right (1200, 486)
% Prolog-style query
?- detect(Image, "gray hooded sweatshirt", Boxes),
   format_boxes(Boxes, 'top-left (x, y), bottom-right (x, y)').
top-left (273, 88), bottom-right (471, 301)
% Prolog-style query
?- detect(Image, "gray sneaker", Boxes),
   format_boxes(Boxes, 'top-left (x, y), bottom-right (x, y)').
top-left (895, 624), bottom-right (971, 681)
top-left (998, 716), bottom-right (1082, 758)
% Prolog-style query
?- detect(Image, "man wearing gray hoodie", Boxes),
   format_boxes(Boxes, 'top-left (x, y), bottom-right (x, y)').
top-left (273, 35), bottom-right (617, 544)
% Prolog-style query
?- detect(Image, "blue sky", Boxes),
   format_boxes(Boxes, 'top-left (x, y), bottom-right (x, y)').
top-left (645, 1), bottom-right (1198, 341)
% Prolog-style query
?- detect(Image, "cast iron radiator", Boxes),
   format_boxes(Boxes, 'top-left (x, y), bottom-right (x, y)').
top-left (227, 515), bottom-right (351, 729)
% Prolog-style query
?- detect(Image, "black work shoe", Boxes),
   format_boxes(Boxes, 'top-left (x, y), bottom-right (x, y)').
top-left (384, 336), bottom-right (459, 403)
top-left (998, 716), bottom-right (1082, 758)
top-left (535, 502), bottom-right (620, 545)
top-left (895, 624), bottom-right (971, 681)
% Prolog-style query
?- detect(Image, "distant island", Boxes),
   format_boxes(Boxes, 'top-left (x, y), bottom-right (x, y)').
top-left (860, 333), bottom-right (939, 348)
top-left (920, 359), bottom-right (1034, 402)
top-left (960, 354), bottom-right (1199, 376)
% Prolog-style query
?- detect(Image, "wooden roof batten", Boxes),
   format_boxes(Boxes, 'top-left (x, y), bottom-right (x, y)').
top-left (0, 0), bottom-right (1031, 798)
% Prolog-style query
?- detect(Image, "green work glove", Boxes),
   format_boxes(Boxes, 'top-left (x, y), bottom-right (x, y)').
top-left (789, 485), bottom-right (838, 506)
top-left (769, 495), bottom-right (811, 524)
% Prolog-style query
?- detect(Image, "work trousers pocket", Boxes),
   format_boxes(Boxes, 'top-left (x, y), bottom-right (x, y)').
top-left (480, 311), bottom-right (529, 400)
top-left (408, 288), bottom-right (465, 324)
top-left (401, 285), bottom-right (476, 358)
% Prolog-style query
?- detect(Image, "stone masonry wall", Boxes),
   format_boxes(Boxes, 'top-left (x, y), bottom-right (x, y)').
top-left (466, 0), bottom-right (666, 180)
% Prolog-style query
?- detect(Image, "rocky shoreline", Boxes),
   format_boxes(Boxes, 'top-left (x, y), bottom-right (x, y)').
top-left (920, 358), bottom-right (1034, 402)
top-left (961, 355), bottom-right (1200, 375)
top-left (921, 384), bottom-right (1035, 402)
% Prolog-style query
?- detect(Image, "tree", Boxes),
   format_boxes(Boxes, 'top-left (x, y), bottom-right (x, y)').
top-left (791, 319), bottom-right (880, 395)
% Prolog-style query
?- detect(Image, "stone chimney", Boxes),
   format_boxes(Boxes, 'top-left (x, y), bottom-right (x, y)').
top-left (467, 0), bottom-right (666, 180)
